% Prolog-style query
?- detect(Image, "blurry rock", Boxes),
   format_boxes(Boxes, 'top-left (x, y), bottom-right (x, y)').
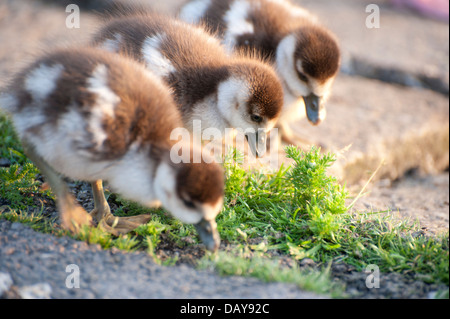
top-left (40, 0), bottom-right (113, 10)
top-left (299, 0), bottom-right (449, 95)
top-left (0, 272), bottom-right (13, 296)
top-left (299, 258), bottom-right (316, 267)
top-left (0, 158), bottom-right (11, 167)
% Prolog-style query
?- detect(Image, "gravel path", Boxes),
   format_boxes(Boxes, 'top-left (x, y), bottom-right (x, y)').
top-left (0, 0), bottom-right (448, 300)
top-left (0, 220), bottom-right (324, 299)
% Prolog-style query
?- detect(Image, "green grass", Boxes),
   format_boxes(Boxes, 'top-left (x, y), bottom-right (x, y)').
top-left (219, 146), bottom-right (348, 251)
top-left (198, 246), bottom-right (343, 297)
top-left (0, 113), bottom-right (55, 211)
top-left (0, 163), bottom-right (43, 209)
top-left (218, 147), bottom-right (448, 286)
top-left (0, 112), bottom-right (26, 165)
top-left (0, 112), bottom-right (448, 296)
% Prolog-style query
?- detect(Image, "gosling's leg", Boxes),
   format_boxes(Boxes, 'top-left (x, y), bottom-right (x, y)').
top-left (89, 180), bottom-right (111, 222)
top-left (279, 123), bottom-right (313, 148)
top-left (278, 122), bottom-right (330, 151)
top-left (23, 143), bottom-right (92, 233)
top-left (90, 180), bottom-right (152, 235)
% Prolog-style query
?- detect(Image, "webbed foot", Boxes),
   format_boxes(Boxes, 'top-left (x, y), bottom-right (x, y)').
top-left (90, 180), bottom-right (151, 236)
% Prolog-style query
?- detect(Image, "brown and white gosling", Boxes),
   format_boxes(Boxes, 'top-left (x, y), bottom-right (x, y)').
top-left (180, 0), bottom-right (341, 146)
top-left (0, 47), bottom-right (224, 251)
top-left (92, 12), bottom-right (284, 157)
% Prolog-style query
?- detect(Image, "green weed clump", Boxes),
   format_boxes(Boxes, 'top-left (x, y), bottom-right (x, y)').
top-left (0, 162), bottom-right (53, 210)
top-left (220, 146), bottom-right (348, 258)
top-left (219, 147), bottom-right (448, 285)
top-left (198, 246), bottom-right (343, 296)
top-left (0, 114), bottom-right (53, 211)
top-left (0, 113), bottom-right (26, 165)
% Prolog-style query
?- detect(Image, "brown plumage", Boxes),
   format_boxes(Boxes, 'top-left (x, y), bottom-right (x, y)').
top-left (176, 160), bottom-right (225, 205)
top-left (93, 11), bottom-right (283, 157)
top-left (0, 47), bottom-right (224, 251)
top-left (180, 0), bottom-right (341, 145)
top-left (8, 48), bottom-right (181, 158)
top-left (183, 0), bottom-right (340, 78)
top-left (293, 26), bottom-right (340, 83)
top-left (92, 14), bottom-right (230, 115)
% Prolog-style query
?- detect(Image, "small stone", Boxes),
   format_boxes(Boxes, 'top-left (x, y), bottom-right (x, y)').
top-left (0, 272), bottom-right (13, 296)
top-left (299, 258), bottom-right (316, 267)
top-left (10, 223), bottom-right (22, 230)
top-left (182, 236), bottom-right (195, 244)
top-left (18, 283), bottom-right (52, 299)
top-left (0, 158), bottom-right (11, 167)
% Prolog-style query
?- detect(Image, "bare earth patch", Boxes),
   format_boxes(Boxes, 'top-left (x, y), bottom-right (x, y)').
top-left (0, 0), bottom-right (448, 299)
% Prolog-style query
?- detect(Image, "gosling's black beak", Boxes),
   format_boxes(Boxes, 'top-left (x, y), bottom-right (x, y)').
top-left (194, 218), bottom-right (220, 252)
top-left (303, 93), bottom-right (324, 125)
top-left (245, 129), bottom-right (267, 158)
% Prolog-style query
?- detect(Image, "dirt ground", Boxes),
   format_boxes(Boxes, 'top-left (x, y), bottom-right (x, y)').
top-left (0, 0), bottom-right (448, 299)
top-left (1, 0), bottom-right (447, 232)
top-left (1, 182), bottom-right (448, 299)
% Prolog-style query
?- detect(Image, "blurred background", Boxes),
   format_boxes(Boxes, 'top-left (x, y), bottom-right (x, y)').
top-left (0, 0), bottom-right (448, 233)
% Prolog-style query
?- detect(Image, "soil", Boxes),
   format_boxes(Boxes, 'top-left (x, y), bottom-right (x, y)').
top-left (0, 177), bottom-right (448, 299)
top-left (350, 170), bottom-right (449, 235)
top-left (0, 219), bottom-right (325, 299)
top-left (0, 0), bottom-right (448, 299)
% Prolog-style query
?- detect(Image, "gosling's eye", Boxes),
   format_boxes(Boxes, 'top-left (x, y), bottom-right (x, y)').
top-left (182, 199), bottom-right (196, 209)
top-left (297, 71), bottom-right (308, 83)
top-left (251, 114), bottom-right (263, 123)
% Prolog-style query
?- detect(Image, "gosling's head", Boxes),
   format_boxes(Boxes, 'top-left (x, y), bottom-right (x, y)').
top-left (217, 58), bottom-right (284, 157)
top-left (153, 147), bottom-right (224, 251)
top-left (277, 25), bottom-right (340, 125)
